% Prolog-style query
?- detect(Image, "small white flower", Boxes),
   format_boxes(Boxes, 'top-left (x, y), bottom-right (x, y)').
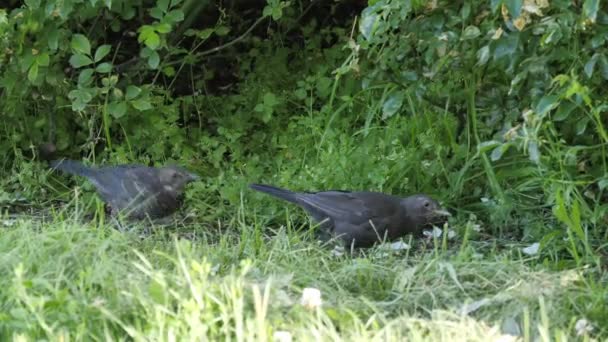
top-left (575, 318), bottom-right (593, 336)
top-left (522, 242), bottom-right (540, 255)
top-left (273, 330), bottom-right (293, 342)
top-left (472, 224), bottom-right (482, 232)
top-left (480, 197), bottom-right (489, 203)
top-left (389, 240), bottom-right (410, 251)
top-left (300, 287), bottom-right (322, 309)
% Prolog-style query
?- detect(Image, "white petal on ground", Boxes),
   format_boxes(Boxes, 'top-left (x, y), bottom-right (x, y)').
top-left (389, 240), bottom-right (411, 251)
top-left (575, 318), bottom-right (593, 336)
top-left (447, 229), bottom-right (456, 239)
top-left (522, 242), bottom-right (540, 255)
top-left (300, 287), bottom-right (322, 309)
top-left (273, 330), bottom-right (293, 342)
top-left (423, 226), bottom-right (443, 238)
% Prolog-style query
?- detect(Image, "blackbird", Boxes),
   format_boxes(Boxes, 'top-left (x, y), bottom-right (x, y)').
top-left (50, 159), bottom-right (199, 220)
top-left (249, 183), bottom-right (451, 248)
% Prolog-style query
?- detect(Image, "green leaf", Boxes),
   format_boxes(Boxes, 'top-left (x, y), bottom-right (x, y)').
top-left (78, 68), bottom-right (94, 85)
top-left (528, 140), bottom-right (540, 164)
top-left (27, 63), bottom-right (38, 82)
top-left (599, 54), bottom-right (608, 80)
top-left (197, 28), bottom-right (214, 39)
top-left (491, 143), bottom-right (511, 161)
top-left (359, 7), bottom-right (379, 41)
top-left (477, 140), bottom-right (500, 153)
top-left (69, 54), bottom-right (93, 68)
top-left (95, 62), bottom-right (112, 73)
top-left (553, 102), bottom-right (576, 121)
top-left (215, 26), bottom-right (230, 36)
top-left (71, 34), bottom-right (91, 55)
top-left (156, 23), bottom-right (172, 34)
top-left (476, 46), bottom-right (490, 66)
top-left (147, 50), bottom-right (160, 69)
top-left (108, 101), bottom-right (127, 118)
top-left (165, 10), bottom-right (184, 24)
top-left (94, 45), bottom-right (111, 62)
top-left (47, 29), bottom-right (59, 51)
top-left (598, 178), bottom-right (608, 191)
top-left (262, 6), bottom-right (273, 18)
top-left (139, 26), bottom-right (161, 50)
top-left (493, 33), bottom-right (519, 60)
top-left (254, 103), bottom-right (265, 113)
top-left (157, 0), bottom-right (169, 12)
top-left (68, 88), bottom-right (94, 111)
top-left (271, 7), bottom-right (282, 20)
top-left (504, 0), bottom-right (522, 18)
top-left (583, 0), bottom-right (599, 22)
top-left (542, 26), bottom-right (563, 45)
top-left (150, 7), bottom-right (164, 20)
top-left (263, 92), bottom-right (279, 107)
top-left (382, 91), bottom-right (404, 119)
top-left (140, 47), bottom-right (153, 58)
top-left (534, 95), bottom-right (559, 118)
top-left (36, 53), bottom-right (50, 66)
top-left (20, 53), bottom-right (35, 72)
top-left (294, 88), bottom-right (307, 100)
top-left (144, 32), bottom-right (160, 49)
top-left (131, 98), bottom-right (153, 111)
top-left (576, 117), bottom-right (590, 135)
top-left (125, 85), bottom-right (141, 100)
top-left (584, 53), bottom-right (599, 78)
top-left (462, 26), bottom-right (481, 40)
top-left (162, 66), bottom-right (175, 77)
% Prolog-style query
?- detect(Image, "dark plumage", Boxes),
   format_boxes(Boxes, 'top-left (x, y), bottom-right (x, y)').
top-left (50, 159), bottom-right (199, 220)
top-left (250, 183), bottom-right (451, 248)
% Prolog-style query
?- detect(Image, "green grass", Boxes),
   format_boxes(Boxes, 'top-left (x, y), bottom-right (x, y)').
top-left (0, 209), bottom-right (604, 341)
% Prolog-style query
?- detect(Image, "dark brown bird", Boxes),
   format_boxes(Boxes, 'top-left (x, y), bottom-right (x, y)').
top-left (250, 183), bottom-right (451, 248)
top-left (50, 159), bottom-right (199, 220)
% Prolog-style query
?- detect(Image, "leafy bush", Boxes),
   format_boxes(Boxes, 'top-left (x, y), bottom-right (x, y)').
top-left (1, 0), bottom-right (607, 259)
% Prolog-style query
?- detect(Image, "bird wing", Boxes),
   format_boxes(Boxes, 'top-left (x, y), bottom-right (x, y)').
top-left (90, 167), bottom-right (158, 214)
top-left (297, 191), bottom-right (398, 225)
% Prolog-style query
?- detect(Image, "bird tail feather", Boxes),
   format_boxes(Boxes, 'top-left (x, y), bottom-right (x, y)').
top-left (249, 183), bottom-right (299, 204)
top-left (50, 159), bottom-right (95, 177)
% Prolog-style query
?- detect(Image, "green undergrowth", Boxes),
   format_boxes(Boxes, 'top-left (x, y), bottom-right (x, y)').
top-left (0, 213), bottom-right (605, 340)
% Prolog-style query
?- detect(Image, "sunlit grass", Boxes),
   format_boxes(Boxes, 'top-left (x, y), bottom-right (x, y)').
top-left (0, 211), bottom-right (604, 340)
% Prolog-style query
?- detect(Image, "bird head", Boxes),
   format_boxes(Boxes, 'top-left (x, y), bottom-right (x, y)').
top-left (401, 194), bottom-right (451, 226)
top-left (159, 166), bottom-right (200, 193)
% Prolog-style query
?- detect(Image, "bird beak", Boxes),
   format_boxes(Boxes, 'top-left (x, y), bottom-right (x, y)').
top-left (433, 208), bottom-right (452, 217)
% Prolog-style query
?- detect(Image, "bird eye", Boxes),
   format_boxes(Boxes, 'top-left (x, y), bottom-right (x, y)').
top-left (423, 201), bottom-right (431, 208)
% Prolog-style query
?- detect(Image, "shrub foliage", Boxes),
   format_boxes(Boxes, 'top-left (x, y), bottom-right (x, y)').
top-left (1, 0), bottom-right (607, 257)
